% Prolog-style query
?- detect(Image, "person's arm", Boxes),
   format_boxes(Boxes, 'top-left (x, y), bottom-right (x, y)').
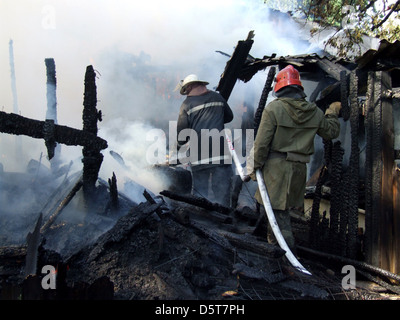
top-left (317, 102), bottom-right (341, 140)
top-left (177, 104), bottom-right (190, 149)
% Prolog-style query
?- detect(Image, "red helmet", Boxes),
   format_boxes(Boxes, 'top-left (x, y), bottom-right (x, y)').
top-left (274, 65), bottom-right (303, 92)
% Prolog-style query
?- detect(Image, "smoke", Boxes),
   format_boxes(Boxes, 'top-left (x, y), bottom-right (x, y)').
top-left (0, 1), bottom-right (319, 250)
top-left (0, 0), bottom-right (314, 177)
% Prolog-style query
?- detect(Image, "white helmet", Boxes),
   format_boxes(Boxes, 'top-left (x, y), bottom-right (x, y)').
top-left (175, 74), bottom-right (209, 95)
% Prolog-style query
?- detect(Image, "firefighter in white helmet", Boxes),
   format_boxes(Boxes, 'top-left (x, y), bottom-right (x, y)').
top-left (175, 74), bottom-right (234, 206)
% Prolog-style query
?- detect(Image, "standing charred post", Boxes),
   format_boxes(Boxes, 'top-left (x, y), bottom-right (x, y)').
top-left (254, 66), bottom-right (276, 137)
top-left (340, 70), bottom-right (350, 121)
top-left (45, 58), bottom-right (58, 124)
top-left (82, 65), bottom-right (103, 204)
top-left (365, 71), bottom-right (395, 271)
top-left (309, 139), bottom-right (332, 250)
top-left (345, 70), bottom-right (360, 259)
top-left (44, 58), bottom-right (61, 170)
top-left (364, 71), bottom-right (375, 265)
top-left (328, 141), bottom-right (344, 255)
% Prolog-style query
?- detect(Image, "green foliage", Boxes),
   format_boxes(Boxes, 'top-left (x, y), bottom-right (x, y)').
top-left (264, 0), bottom-right (400, 58)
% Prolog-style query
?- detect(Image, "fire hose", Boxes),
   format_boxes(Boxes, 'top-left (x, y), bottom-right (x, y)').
top-left (225, 131), bottom-right (312, 275)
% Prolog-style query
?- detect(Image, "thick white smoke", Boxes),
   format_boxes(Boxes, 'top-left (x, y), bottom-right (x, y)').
top-left (0, 0), bottom-right (314, 196)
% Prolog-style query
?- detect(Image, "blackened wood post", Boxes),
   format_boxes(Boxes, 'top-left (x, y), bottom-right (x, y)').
top-left (340, 70), bottom-right (350, 121)
top-left (346, 70), bottom-right (360, 259)
top-left (393, 96), bottom-right (400, 276)
top-left (45, 58), bottom-right (58, 124)
top-left (364, 71), bottom-right (375, 266)
top-left (365, 71), bottom-right (396, 272)
top-left (82, 65), bottom-right (103, 202)
top-left (378, 71), bottom-right (395, 273)
top-left (254, 66), bottom-right (276, 137)
top-left (329, 141), bottom-right (344, 255)
top-left (44, 58), bottom-right (60, 167)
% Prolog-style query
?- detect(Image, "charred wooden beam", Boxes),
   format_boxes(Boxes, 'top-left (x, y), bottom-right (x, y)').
top-left (254, 66), bottom-right (276, 137)
top-left (143, 189), bottom-right (167, 217)
top-left (160, 189), bottom-right (231, 215)
top-left (0, 111), bottom-right (108, 150)
top-left (216, 31), bottom-right (255, 101)
top-left (315, 58), bottom-right (350, 82)
top-left (232, 262), bottom-right (287, 283)
top-left (357, 269), bottom-right (400, 295)
top-left (309, 141), bottom-right (331, 249)
top-left (217, 230), bottom-right (285, 258)
top-left (340, 70), bottom-right (350, 121)
top-left (43, 119), bottom-right (56, 160)
top-left (345, 70), bottom-right (360, 259)
top-left (82, 65), bottom-right (104, 200)
top-left (44, 58), bottom-right (62, 169)
top-left (328, 141), bottom-right (344, 255)
top-left (298, 245), bottom-right (400, 284)
top-left (45, 58), bottom-right (57, 123)
top-left (173, 205), bottom-right (233, 225)
top-left (364, 71), bottom-right (397, 273)
top-left (364, 71), bottom-right (375, 265)
top-left (40, 176), bottom-right (83, 234)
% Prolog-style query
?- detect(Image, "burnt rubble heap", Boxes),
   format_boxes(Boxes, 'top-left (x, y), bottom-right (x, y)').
top-left (2, 35), bottom-right (400, 300)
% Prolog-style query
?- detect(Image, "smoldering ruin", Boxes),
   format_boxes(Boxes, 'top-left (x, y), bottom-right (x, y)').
top-left (2, 15), bottom-right (400, 300)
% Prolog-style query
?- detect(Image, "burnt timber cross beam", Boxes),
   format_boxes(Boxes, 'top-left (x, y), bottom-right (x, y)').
top-left (0, 65), bottom-right (107, 201)
top-left (0, 111), bottom-right (107, 152)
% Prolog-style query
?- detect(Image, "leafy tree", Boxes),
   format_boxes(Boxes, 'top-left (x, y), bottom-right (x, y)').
top-left (264, 0), bottom-right (400, 58)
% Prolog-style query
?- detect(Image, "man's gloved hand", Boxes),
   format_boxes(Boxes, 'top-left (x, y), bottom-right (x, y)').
top-left (325, 102), bottom-right (342, 116)
top-left (242, 175), bottom-right (251, 182)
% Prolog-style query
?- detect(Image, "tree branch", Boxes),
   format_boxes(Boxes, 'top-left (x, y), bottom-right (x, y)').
top-left (371, 0), bottom-right (400, 31)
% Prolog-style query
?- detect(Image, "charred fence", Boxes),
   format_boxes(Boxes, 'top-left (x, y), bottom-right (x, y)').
top-left (0, 62), bottom-right (107, 204)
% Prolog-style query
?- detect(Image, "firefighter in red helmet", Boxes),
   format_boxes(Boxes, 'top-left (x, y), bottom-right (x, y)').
top-left (274, 65), bottom-right (303, 92)
top-left (246, 65), bottom-right (341, 253)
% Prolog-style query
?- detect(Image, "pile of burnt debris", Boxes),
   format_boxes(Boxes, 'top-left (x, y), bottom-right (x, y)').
top-left (0, 159), bottom-right (399, 301)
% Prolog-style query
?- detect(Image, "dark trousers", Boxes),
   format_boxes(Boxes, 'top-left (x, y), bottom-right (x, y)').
top-left (191, 165), bottom-right (233, 207)
top-left (259, 205), bottom-right (296, 253)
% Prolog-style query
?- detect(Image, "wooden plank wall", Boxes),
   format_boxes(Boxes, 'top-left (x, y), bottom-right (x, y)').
top-left (392, 96), bottom-right (400, 275)
top-left (380, 71), bottom-right (395, 273)
top-left (365, 71), bottom-right (399, 274)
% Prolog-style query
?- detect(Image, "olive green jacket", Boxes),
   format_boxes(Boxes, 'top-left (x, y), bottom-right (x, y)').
top-left (247, 97), bottom-right (340, 210)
